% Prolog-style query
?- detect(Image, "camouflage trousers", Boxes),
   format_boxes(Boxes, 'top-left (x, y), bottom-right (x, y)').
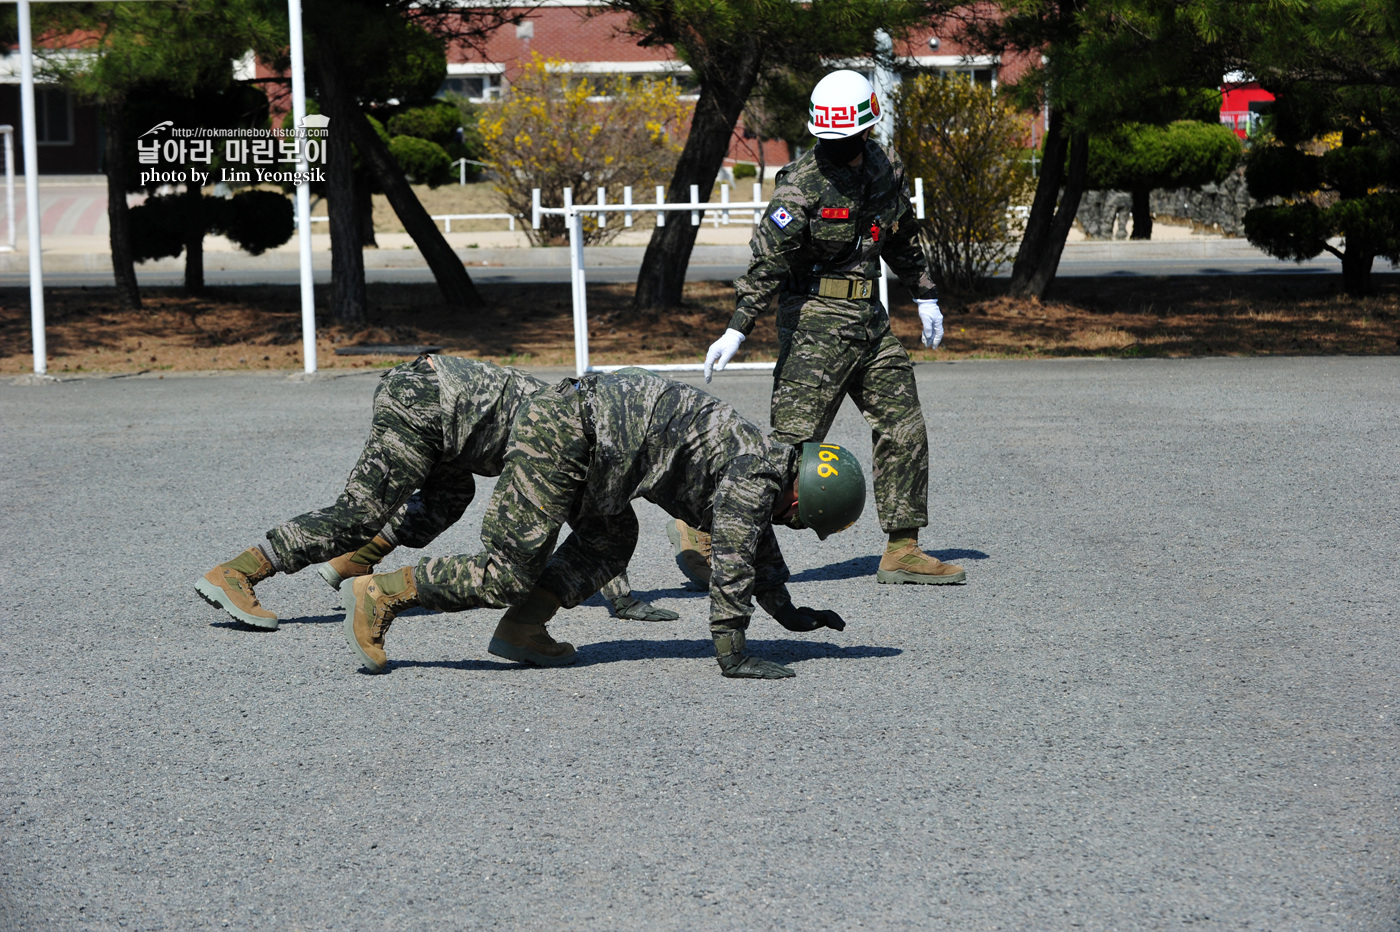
top-left (413, 382), bottom-right (619, 613)
top-left (771, 319), bottom-right (928, 532)
top-left (264, 360), bottom-right (476, 574)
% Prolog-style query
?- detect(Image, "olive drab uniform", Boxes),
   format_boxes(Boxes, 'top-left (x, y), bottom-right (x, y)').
top-left (731, 139), bottom-right (937, 533)
top-left (413, 368), bottom-right (797, 637)
top-left (263, 356), bottom-right (547, 574)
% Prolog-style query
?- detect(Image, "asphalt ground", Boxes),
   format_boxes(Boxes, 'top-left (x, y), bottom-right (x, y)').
top-left (2, 357), bottom-right (1398, 930)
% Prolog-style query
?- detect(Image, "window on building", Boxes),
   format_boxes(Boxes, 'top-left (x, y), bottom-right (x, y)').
top-left (36, 88), bottom-right (73, 145)
top-left (942, 67), bottom-right (998, 89)
top-left (437, 75), bottom-right (501, 103)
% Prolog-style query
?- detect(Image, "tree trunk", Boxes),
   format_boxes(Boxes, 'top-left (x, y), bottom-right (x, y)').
top-left (349, 108), bottom-right (481, 306)
top-left (315, 53), bottom-right (368, 325)
top-left (1009, 108), bottom-right (1069, 296)
top-left (1009, 113), bottom-right (1089, 299)
top-left (182, 184), bottom-right (205, 293)
top-left (633, 56), bottom-right (761, 312)
top-left (1340, 247), bottom-right (1374, 296)
top-left (357, 170), bottom-right (378, 248)
top-left (1129, 187), bottom-right (1153, 240)
top-left (102, 98), bottom-right (141, 310)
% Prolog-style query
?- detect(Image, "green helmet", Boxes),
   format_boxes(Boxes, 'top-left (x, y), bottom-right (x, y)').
top-left (797, 442), bottom-right (866, 540)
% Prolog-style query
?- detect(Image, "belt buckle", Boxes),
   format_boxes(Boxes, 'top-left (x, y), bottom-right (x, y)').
top-left (853, 280), bottom-right (873, 299)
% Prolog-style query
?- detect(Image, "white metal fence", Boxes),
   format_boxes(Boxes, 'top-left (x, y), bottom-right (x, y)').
top-left (533, 179), bottom-right (928, 377)
top-left (309, 212), bottom-right (515, 233)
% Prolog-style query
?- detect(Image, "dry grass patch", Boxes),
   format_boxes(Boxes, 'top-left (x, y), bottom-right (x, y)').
top-left (2, 272), bottom-right (1396, 376)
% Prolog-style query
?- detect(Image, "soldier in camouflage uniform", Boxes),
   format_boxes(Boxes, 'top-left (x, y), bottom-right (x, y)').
top-left (690, 69), bottom-right (966, 587)
top-left (341, 368), bottom-right (865, 680)
top-left (195, 355), bottom-right (671, 631)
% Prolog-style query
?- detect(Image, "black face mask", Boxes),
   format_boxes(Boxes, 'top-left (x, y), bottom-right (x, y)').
top-left (818, 133), bottom-right (867, 164)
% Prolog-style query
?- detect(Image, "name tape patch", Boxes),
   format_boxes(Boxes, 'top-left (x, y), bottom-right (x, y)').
top-left (820, 207), bottom-right (851, 220)
top-left (770, 206), bottom-right (794, 229)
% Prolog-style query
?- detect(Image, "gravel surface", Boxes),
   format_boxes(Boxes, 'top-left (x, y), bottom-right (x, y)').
top-left (2, 357), bottom-right (1397, 931)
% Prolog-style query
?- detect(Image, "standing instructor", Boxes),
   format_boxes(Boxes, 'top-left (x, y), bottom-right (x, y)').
top-left (675, 69), bottom-right (964, 586)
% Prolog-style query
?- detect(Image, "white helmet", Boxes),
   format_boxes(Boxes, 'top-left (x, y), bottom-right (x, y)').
top-left (807, 70), bottom-right (882, 139)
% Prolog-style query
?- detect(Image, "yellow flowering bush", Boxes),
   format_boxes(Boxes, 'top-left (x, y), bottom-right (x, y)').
top-left (894, 75), bottom-right (1033, 291)
top-left (481, 54), bottom-right (692, 245)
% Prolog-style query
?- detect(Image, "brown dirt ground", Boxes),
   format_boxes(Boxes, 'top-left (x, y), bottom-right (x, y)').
top-left (3, 273), bottom-right (1398, 377)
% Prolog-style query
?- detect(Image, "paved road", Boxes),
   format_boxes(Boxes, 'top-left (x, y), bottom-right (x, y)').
top-left (0, 251), bottom-right (1353, 288)
top-left (2, 358), bottom-right (1398, 930)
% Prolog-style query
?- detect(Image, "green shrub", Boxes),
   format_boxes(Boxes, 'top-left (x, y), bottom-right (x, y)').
top-left (386, 101), bottom-right (460, 144)
top-left (388, 134), bottom-right (453, 187)
top-left (213, 190), bottom-right (294, 256)
top-left (129, 195), bottom-right (187, 263)
top-left (732, 162), bottom-right (758, 180)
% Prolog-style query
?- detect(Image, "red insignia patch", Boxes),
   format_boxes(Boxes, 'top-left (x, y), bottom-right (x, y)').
top-left (870, 93), bottom-right (881, 119)
top-left (820, 208), bottom-right (851, 220)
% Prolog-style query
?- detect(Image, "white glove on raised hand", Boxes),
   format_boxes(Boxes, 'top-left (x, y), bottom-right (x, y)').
top-left (704, 328), bottom-right (746, 382)
top-left (916, 299), bottom-right (944, 349)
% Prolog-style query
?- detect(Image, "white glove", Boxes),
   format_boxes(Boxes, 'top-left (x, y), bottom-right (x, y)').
top-left (703, 328), bottom-right (746, 382)
top-left (916, 299), bottom-right (944, 349)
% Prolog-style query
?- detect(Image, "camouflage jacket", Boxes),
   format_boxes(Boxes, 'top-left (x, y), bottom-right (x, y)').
top-left (430, 356), bottom-right (547, 475)
top-left (579, 368), bottom-right (795, 624)
top-left (729, 140), bottom-right (937, 337)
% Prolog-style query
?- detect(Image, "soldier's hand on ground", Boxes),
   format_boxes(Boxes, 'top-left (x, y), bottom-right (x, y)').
top-left (775, 603), bottom-right (846, 633)
top-left (718, 654), bottom-right (797, 679)
top-left (610, 595), bottom-right (680, 622)
top-left (703, 328), bottom-right (746, 382)
top-left (916, 299), bottom-right (944, 349)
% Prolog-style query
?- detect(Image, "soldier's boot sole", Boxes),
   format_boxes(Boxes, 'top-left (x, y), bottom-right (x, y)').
top-left (317, 562), bottom-right (345, 589)
top-left (340, 580), bottom-right (389, 674)
top-left (875, 567), bottom-right (967, 585)
top-left (665, 519), bottom-right (713, 588)
top-left (194, 577), bottom-right (279, 630)
top-left (487, 635), bottom-right (577, 668)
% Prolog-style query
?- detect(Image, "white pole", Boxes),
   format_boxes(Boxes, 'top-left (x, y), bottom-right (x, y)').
top-left (623, 185), bottom-right (632, 228)
top-left (689, 183), bottom-right (699, 226)
top-left (752, 181), bottom-right (762, 224)
top-left (563, 187), bottom-right (589, 377)
top-left (596, 186), bottom-right (606, 229)
top-left (287, 0), bottom-right (317, 375)
top-left (18, 0), bottom-right (45, 376)
top-left (655, 185), bottom-right (665, 227)
top-left (3, 127), bottom-right (14, 250)
top-left (718, 183), bottom-right (728, 227)
top-left (459, 158), bottom-right (466, 185)
top-left (914, 177), bottom-right (925, 220)
top-left (532, 187), bottom-right (542, 229)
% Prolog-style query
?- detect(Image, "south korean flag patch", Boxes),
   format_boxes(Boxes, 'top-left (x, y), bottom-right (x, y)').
top-left (770, 206), bottom-right (794, 229)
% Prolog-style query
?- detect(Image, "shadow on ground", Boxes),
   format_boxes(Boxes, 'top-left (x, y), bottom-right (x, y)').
top-left (387, 637), bottom-right (901, 674)
top-left (788, 549), bottom-right (989, 583)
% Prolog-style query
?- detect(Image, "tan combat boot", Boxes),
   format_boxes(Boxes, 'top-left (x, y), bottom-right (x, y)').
top-left (488, 587), bottom-right (577, 667)
top-left (316, 535), bottom-right (395, 589)
top-left (195, 547), bottom-right (279, 630)
top-left (665, 518), bottom-right (713, 587)
top-left (341, 567), bottom-right (418, 673)
top-left (876, 534), bottom-right (966, 585)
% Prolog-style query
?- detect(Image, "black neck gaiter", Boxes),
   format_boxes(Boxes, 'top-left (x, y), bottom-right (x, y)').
top-left (818, 133), bottom-right (867, 165)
